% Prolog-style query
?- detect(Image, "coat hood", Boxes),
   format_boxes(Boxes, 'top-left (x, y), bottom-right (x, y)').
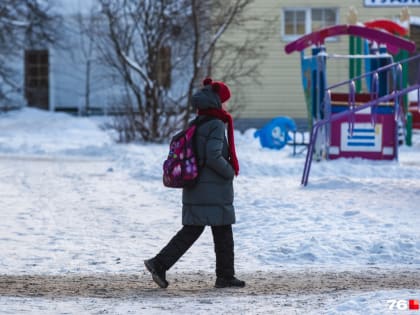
top-left (192, 85), bottom-right (222, 110)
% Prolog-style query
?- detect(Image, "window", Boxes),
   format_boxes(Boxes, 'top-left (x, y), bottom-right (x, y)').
top-left (284, 9), bottom-right (306, 36)
top-left (282, 8), bottom-right (339, 41)
top-left (24, 50), bottom-right (49, 109)
top-left (311, 8), bottom-right (337, 32)
top-left (156, 46), bottom-right (171, 89)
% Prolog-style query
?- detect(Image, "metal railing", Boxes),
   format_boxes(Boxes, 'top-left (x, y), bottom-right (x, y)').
top-left (301, 54), bottom-right (420, 186)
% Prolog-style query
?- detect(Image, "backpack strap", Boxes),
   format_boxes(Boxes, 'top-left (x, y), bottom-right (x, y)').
top-left (191, 115), bottom-right (216, 126)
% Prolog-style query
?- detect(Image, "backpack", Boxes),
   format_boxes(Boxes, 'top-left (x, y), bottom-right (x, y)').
top-left (163, 116), bottom-right (214, 188)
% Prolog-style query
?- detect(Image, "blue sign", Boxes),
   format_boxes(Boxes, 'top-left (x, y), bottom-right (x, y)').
top-left (364, 0), bottom-right (420, 6)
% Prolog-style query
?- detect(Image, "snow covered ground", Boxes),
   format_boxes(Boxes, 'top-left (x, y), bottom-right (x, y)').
top-left (0, 108), bottom-right (419, 314)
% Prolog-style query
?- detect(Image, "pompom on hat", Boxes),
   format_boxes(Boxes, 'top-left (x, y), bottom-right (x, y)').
top-left (202, 77), bottom-right (231, 103)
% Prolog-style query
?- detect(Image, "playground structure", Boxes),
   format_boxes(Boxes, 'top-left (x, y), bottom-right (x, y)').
top-left (285, 22), bottom-right (420, 186)
top-left (409, 100), bottom-right (420, 129)
top-left (408, 84), bottom-right (420, 130)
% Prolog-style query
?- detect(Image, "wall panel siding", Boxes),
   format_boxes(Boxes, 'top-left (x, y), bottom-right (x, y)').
top-left (217, 0), bottom-right (420, 121)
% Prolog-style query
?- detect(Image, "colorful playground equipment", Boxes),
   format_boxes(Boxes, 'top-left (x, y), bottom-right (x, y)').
top-left (408, 85), bottom-right (420, 130)
top-left (285, 23), bottom-right (419, 185)
top-left (409, 99), bottom-right (420, 129)
top-left (350, 19), bottom-right (410, 91)
top-left (351, 18), bottom-right (416, 142)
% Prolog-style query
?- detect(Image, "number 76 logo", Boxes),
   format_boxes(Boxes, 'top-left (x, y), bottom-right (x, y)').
top-left (387, 299), bottom-right (419, 311)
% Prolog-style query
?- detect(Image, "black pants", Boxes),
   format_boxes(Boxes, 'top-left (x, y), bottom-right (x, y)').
top-left (155, 225), bottom-right (234, 278)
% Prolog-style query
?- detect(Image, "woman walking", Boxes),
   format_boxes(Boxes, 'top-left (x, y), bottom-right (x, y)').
top-left (144, 78), bottom-right (245, 289)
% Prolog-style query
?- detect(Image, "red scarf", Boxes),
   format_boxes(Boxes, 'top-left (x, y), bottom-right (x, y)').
top-left (198, 108), bottom-right (239, 176)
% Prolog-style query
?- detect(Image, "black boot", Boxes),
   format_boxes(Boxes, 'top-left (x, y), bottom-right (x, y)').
top-left (144, 258), bottom-right (168, 288)
top-left (215, 276), bottom-right (245, 288)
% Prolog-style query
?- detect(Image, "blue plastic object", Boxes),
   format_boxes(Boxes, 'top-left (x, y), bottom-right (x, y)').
top-left (254, 117), bottom-right (297, 150)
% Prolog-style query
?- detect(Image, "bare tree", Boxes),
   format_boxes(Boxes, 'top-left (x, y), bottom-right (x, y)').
top-left (0, 0), bottom-right (59, 108)
top-left (72, 7), bottom-right (104, 115)
top-left (186, 0), bottom-right (275, 122)
top-left (93, 0), bottom-right (187, 142)
top-left (93, 0), bottom-right (272, 142)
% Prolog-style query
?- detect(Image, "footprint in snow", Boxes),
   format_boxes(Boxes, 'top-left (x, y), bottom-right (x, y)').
top-left (343, 210), bottom-right (360, 217)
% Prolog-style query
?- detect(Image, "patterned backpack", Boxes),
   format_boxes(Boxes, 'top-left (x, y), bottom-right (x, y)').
top-left (163, 116), bottom-right (214, 188)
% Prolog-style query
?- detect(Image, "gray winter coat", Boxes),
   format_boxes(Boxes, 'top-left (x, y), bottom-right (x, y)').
top-left (182, 86), bottom-right (236, 226)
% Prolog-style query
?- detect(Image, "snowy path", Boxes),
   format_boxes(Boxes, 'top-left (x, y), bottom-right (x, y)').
top-left (1, 269), bottom-right (419, 315)
top-left (1, 269), bottom-right (419, 298)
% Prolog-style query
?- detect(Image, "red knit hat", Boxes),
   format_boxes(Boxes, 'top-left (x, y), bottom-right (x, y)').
top-left (203, 77), bottom-right (231, 103)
